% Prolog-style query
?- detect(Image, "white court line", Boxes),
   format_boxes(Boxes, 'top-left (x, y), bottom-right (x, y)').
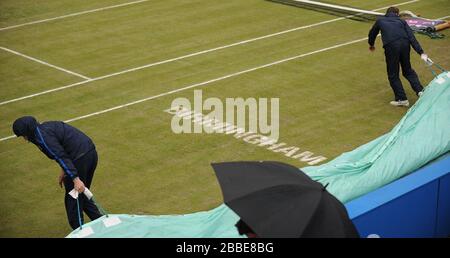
top-left (1, 135), bottom-right (16, 141)
top-left (0, 0), bottom-right (420, 106)
top-left (0, 36), bottom-right (371, 142)
top-left (0, 47), bottom-right (92, 80)
top-left (0, 0), bottom-right (151, 32)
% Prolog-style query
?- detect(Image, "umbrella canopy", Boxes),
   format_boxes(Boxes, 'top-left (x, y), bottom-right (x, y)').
top-left (212, 161), bottom-right (359, 238)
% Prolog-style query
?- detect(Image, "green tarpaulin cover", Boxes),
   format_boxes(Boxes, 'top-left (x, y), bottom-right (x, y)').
top-left (303, 71), bottom-right (450, 203)
top-left (67, 71), bottom-right (450, 238)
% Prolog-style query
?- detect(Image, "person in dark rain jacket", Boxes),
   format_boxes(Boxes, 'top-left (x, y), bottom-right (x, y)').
top-left (368, 7), bottom-right (430, 107)
top-left (12, 116), bottom-right (102, 229)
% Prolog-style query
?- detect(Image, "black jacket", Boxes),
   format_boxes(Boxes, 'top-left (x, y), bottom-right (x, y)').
top-left (13, 117), bottom-right (95, 179)
top-left (368, 12), bottom-right (424, 55)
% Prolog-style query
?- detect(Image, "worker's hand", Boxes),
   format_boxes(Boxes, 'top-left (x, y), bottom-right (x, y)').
top-left (58, 170), bottom-right (65, 188)
top-left (369, 46), bottom-right (375, 52)
top-left (420, 53), bottom-right (428, 61)
top-left (421, 53), bottom-right (432, 65)
top-left (73, 177), bottom-right (85, 193)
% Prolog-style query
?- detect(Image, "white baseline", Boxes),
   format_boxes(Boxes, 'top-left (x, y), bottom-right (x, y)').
top-left (0, 0), bottom-right (151, 32)
top-left (0, 47), bottom-right (91, 80)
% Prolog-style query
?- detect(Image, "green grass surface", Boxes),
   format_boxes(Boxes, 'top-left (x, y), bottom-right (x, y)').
top-left (0, 0), bottom-right (449, 237)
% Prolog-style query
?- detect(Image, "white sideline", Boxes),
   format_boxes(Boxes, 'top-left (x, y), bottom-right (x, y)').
top-left (0, 0), bottom-right (151, 32)
top-left (0, 47), bottom-right (92, 80)
top-left (0, 0), bottom-right (420, 106)
top-left (0, 36), bottom-right (371, 142)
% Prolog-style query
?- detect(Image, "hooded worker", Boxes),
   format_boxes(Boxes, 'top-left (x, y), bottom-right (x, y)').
top-left (12, 116), bottom-right (102, 229)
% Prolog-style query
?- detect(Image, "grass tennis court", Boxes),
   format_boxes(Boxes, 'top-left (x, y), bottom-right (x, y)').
top-left (0, 0), bottom-right (449, 237)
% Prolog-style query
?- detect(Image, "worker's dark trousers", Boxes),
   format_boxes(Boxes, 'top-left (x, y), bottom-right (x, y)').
top-left (384, 40), bottom-right (423, 101)
top-left (63, 149), bottom-right (102, 229)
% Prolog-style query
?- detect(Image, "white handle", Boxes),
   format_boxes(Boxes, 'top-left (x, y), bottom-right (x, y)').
top-left (83, 188), bottom-right (93, 200)
top-left (68, 189), bottom-right (79, 199)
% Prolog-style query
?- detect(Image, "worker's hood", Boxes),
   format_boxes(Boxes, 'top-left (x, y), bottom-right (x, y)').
top-left (12, 116), bottom-right (39, 141)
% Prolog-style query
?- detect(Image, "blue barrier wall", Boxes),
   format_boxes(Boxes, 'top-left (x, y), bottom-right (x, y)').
top-left (345, 153), bottom-right (450, 238)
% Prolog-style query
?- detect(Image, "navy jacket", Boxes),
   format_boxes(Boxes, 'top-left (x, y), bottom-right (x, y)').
top-left (368, 12), bottom-right (424, 55)
top-left (33, 121), bottom-right (95, 179)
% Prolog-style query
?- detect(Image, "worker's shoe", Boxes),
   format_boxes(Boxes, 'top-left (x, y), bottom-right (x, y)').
top-left (390, 100), bottom-right (409, 107)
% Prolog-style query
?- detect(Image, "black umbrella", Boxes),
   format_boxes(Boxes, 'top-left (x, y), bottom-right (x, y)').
top-left (212, 161), bottom-right (359, 238)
